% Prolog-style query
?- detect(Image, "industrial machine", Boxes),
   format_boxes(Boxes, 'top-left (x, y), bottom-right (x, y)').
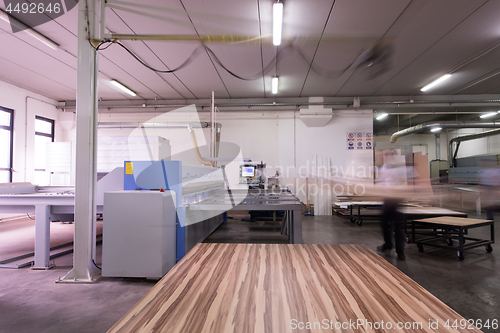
top-left (101, 160), bottom-right (230, 278)
top-left (448, 154), bottom-right (499, 184)
top-left (430, 160), bottom-right (449, 184)
top-left (239, 161), bottom-right (266, 189)
top-left (102, 191), bottom-right (177, 279)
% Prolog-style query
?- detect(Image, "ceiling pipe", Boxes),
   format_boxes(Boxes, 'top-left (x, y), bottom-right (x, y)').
top-left (60, 100), bottom-right (500, 109)
top-left (58, 95), bottom-right (500, 111)
top-left (448, 128), bottom-right (500, 167)
top-left (390, 121), bottom-right (500, 143)
top-left (97, 121), bottom-right (212, 129)
top-left (187, 124), bottom-right (214, 167)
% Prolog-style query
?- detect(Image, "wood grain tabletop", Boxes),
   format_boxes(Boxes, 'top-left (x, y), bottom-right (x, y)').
top-left (398, 206), bottom-right (467, 216)
top-left (108, 243), bottom-right (481, 333)
top-left (414, 216), bottom-right (492, 227)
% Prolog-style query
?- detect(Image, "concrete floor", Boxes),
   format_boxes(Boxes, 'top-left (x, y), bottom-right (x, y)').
top-left (0, 212), bottom-right (498, 332)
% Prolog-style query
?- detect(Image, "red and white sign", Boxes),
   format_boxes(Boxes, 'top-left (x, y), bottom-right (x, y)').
top-left (347, 132), bottom-right (373, 150)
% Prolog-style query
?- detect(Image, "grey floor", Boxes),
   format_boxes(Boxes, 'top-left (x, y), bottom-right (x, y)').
top-left (0, 212), bottom-right (498, 333)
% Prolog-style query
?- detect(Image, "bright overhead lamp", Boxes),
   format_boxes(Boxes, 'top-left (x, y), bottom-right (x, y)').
top-left (480, 112), bottom-right (498, 119)
top-left (420, 74), bottom-right (451, 92)
top-left (430, 127), bottom-right (442, 132)
top-left (0, 9), bottom-right (59, 50)
top-left (110, 80), bottom-right (137, 96)
top-left (376, 113), bottom-right (388, 120)
top-left (273, 1), bottom-right (283, 46)
top-left (271, 76), bottom-right (279, 94)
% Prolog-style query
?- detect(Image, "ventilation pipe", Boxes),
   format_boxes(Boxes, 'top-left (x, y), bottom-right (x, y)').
top-left (97, 122), bottom-right (221, 167)
top-left (187, 124), bottom-right (214, 167)
top-left (448, 128), bottom-right (500, 167)
top-left (390, 121), bottom-right (500, 142)
top-left (435, 134), bottom-right (441, 160)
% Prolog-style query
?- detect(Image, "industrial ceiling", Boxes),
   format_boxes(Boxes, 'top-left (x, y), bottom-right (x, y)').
top-left (1, 0), bottom-right (500, 134)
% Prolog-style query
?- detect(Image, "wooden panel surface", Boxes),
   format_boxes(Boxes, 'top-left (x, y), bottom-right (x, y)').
top-left (415, 216), bottom-right (491, 227)
top-left (398, 206), bottom-right (467, 216)
top-left (108, 244), bottom-right (481, 333)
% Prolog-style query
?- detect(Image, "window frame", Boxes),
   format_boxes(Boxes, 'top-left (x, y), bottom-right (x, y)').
top-left (0, 106), bottom-right (14, 182)
top-left (34, 116), bottom-right (55, 173)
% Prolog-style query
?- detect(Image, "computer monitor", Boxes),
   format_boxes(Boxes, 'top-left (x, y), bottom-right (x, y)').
top-left (241, 165), bottom-right (255, 177)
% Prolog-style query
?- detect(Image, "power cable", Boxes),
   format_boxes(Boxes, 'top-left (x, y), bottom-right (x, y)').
top-left (116, 41), bottom-right (204, 73)
top-left (92, 259), bottom-right (102, 270)
top-left (91, 37), bottom-right (367, 81)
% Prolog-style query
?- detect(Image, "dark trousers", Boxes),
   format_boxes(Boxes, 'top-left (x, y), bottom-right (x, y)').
top-left (485, 206), bottom-right (497, 220)
top-left (382, 198), bottom-right (405, 254)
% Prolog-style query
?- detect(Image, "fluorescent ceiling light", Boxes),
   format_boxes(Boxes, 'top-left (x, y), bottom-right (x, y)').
top-left (110, 80), bottom-right (137, 96)
top-left (0, 9), bottom-right (59, 50)
top-left (430, 127), bottom-right (442, 132)
top-left (420, 74), bottom-right (451, 92)
top-left (376, 113), bottom-right (388, 120)
top-left (273, 2), bottom-right (283, 46)
top-left (271, 76), bottom-right (278, 94)
top-left (480, 112), bottom-right (498, 119)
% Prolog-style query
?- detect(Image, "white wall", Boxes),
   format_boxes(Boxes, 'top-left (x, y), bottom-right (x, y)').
top-left (0, 80), bottom-right (68, 183)
top-left (91, 109), bottom-right (374, 202)
top-left (278, 111), bottom-right (374, 201)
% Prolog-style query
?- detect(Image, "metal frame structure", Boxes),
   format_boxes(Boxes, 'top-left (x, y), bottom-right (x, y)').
top-left (334, 201), bottom-right (384, 226)
top-left (398, 206), bottom-right (468, 244)
top-left (189, 189), bottom-right (304, 244)
top-left (0, 106), bottom-right (14, 182)
top-left (0, 189), bottom-right (91, 269)
top-left (411, 217), bottom-right (494, 261)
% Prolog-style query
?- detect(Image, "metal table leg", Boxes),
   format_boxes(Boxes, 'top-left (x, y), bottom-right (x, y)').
top-left (457, 227), bottom-right (465, 261)
top-left (292, 209), bottom-right (303, 244)
top-left (491, 222), bottom-right (495, 243)
top-left (33, 204), bottom-right (54, 270)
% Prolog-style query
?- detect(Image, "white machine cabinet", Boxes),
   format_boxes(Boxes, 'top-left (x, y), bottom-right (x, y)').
top-left (102, 191), bottom-right (176, 279)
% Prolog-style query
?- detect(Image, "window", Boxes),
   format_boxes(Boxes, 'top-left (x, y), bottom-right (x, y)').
top-left (0, 107), bottom-right (14, 183)
top-left (34, 116), bottom-right (54, 185)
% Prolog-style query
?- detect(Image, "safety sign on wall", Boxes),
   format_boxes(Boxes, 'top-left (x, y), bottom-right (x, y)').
top-left (347, 132), bottom-right (373, 150)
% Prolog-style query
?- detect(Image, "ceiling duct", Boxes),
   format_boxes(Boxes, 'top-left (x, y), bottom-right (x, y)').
top-left (299, 97), bottom-right (333, 127)
top-left (390, 121), bottom-right (500, 142)
top-left (448, 128), bottom-right (500, 167)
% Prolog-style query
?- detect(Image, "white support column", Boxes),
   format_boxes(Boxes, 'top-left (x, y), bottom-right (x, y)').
top-left (59, 0), bottom-right (100, 283)
top-left (435, 133), bottom-right (441, 160)
top-left (33, 204), bottom-right (53, 270)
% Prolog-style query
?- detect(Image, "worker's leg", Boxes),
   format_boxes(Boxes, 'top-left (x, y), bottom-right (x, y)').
top-left (381, 220), bottom-right (393, 249)
top-left (485, 205), bottom-right (495, 220)
top-left (394, 220), bottom-right (406, 260)
top-left (379, 199), bottom-right (396, 250)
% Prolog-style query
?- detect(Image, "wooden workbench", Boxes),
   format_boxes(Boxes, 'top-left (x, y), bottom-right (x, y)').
top-left (411, 217), bottom-right (494, 260)
top-left (108, 243), bottom-right (482, 333)
top-left (398, 206), bottom-right (468, 218)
